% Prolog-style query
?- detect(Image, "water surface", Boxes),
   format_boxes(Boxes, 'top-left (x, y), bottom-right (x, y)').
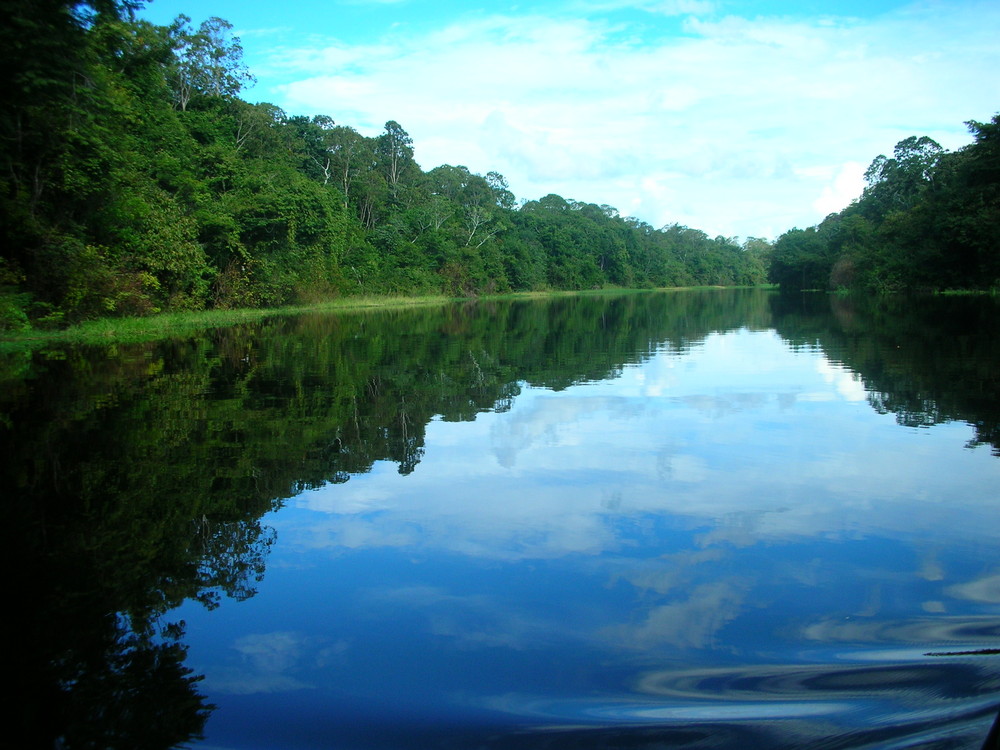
top-left (7, 289), bottom-right (1000, 748)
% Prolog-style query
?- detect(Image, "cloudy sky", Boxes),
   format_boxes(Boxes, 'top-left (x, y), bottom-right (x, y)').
top-left (139, 0), bottom-right (1000, 240)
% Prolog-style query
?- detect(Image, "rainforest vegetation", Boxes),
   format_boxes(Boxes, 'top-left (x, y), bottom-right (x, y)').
top-left (0, 0), bottom-right (769, 331)
top-left (770, 121), bottom-right (1000, 293)
top-left (2, 0), bottom-right (997, 332)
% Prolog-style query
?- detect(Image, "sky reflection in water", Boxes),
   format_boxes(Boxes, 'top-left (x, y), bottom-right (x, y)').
top-left (176, 326), bottom-right (1000, 748)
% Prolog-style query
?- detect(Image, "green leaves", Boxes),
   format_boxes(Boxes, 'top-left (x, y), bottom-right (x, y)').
top-left (167, 15), bottom-right (255, 111)
top-left (771, 114), bottom-right (1000, 293)
top-left (2, 6), bottom-right (780, 331)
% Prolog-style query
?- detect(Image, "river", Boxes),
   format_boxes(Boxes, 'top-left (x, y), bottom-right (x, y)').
top-left (6, 289), bottom-right (1000, 749)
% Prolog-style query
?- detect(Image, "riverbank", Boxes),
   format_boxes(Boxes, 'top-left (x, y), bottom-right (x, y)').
top-left (0, 286), bottom-right (761, 351)
top-left (0, 294), bottom-right (456, 349)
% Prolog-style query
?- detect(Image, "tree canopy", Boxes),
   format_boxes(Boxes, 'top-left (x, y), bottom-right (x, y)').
top-left (768, 117), bottom-right (1000, 293)
top-left (0, 6), bottom-right (769, 330)
top-left (4, 4), bottom-right (995, 330)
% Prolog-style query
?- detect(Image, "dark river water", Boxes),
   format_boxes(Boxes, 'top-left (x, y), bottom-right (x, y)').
top-left (7, 289), bottom-right (1000, 749)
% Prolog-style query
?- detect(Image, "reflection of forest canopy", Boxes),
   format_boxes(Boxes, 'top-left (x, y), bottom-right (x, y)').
top-left (4, 290), bottom-right (772, 747)
top-left (0, 1), bottom-right (769, 332)
top-left (771, 292), bottom-right (1000, 454)
top-left (8, 288), bottom-right (1000, 746)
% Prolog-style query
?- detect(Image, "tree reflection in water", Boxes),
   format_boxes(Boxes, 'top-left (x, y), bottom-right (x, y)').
top-left (5, 289), bottom-right (1000, 747)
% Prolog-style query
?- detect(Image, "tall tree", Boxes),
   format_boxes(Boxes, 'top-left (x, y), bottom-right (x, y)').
top-left (168, 15), bottom-right (255, 111)
top-left (861, 135), bottom-right (944, 220)
top-left (375, 120), bottom-right (415, 198)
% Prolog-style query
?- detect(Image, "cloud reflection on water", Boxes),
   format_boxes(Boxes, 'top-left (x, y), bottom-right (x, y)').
top-left (256, 328), bottom-right (1000, 678)
top-left (289, 330), bottom-right (998, 564)
top-left (173, 322), bottom-right (1000, 748)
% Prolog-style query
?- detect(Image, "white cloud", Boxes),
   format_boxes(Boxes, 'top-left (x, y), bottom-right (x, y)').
top-left (234, 631), bottom-right (307, 673)
top-left (254, 2), bottom-right (999, 239)
top-left (813, 161), bottom-right (866, 218)
top-left (202, 631), bottom-right (315, 694)
top-left (816, 357), bottom-right (867, 402)
top-left (368, 586), bottom-right (566, 649)
top-left (278, 330), bottom-right (1000, 566)
top-left (946, 573), bottom-right (1000, 604)
top-left (606, 581), bottom-right (748, 649)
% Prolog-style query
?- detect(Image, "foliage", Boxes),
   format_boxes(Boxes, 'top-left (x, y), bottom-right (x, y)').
top-left (4, 5), bottom-right (994, 314)
top-left (769, 115), bottom-right (1000, 293)
top-left (1, 6), bottom-right (770, 329)
top-left (770, 291), bottom-right (1000, 454)
top-left (168, 15), bottom-right (255, 111)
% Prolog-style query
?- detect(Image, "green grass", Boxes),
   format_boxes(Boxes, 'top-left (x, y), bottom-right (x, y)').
top-left (0, 286), bottom-right (775, 351)
top-left (934, 288), bottom-right (1000, 297)
top-left (0, 295), bottom-right (453, 351)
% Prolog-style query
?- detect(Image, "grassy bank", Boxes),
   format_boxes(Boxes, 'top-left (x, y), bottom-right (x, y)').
top-left (0, 295), bottom-right (454, 350)
top-left (0, 286), bottom-right (768, 351)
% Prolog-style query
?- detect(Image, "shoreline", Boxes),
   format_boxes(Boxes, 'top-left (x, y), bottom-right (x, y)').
top-left (0, 286), bottom-right (761, 350)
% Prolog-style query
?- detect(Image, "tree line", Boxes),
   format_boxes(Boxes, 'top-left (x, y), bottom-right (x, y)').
top-left (769, 119), bottom-right (1000, 293)
top-left (0, 1), bottom-right (769, 330)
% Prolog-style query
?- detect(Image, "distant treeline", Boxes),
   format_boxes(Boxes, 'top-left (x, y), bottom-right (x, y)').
top-left (770, 118), bottom-right (1000, 293)
top-left (0, 1), bottom-right (769, 330)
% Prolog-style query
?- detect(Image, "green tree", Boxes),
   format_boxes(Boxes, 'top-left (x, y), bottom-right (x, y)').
top-left (769, 226), bottom-right (834, 290)
top-left (325, 125), bottom-right (371, 208)
top-left (168, 15), bottom-right (255, 111)
top-left (861, 136), bottom-right (944, 219)
top-left (375, 120), bottom-right (416, 200)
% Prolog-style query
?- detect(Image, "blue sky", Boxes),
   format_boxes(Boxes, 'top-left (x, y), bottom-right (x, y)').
top-left (138, 0), bottom-right (1000, 240)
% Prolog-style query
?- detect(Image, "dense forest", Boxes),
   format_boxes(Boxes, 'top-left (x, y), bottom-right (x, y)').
top-left (770, 120), bottom-right (1000, 293)
top-left (3, 2), bottom-right (997, 331)
top-left (0, 0), bottom-right (770, 331)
